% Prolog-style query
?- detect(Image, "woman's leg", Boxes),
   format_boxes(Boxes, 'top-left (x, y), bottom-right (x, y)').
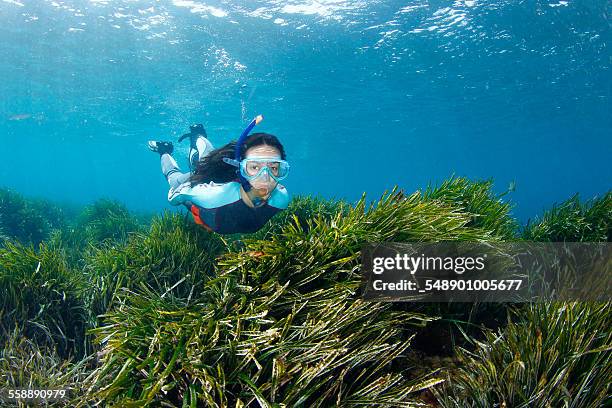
top-left (161, 153), bottom-right (191, 189)
top-left (189, 135), bottom-right (215, 170)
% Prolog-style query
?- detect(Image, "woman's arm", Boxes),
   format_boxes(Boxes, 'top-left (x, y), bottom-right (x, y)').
top-left (268, 184), bottom-right (290, 209)
top-left (168, 182), bottom-right (242, 208)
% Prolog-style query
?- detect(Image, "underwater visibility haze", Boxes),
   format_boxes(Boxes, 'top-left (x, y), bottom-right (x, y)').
top-left (0, 0), bottom-right (610, 220)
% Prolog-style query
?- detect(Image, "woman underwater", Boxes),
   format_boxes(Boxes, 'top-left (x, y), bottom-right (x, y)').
top-left (148, 116), bottom-right (290, 234)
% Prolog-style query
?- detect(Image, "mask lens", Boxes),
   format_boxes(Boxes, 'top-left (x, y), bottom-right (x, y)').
top-left (241, 159), bottom-right (289, 181)
top-left (268, 162), bottom-right (280, 177)
top-left (245, 161), bottom-right (262, 177)
top-left (275, 162), bottom-right (289, 179)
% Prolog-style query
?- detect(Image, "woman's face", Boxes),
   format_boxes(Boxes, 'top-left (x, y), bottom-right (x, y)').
top-left (244, 144), bottom-right (281, 198)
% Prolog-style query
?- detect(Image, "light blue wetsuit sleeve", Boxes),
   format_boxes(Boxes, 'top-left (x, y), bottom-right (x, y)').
top-left (169, 181), bottom-right (289, 209)
top-left (168, 181), bottom-right (242, 208)
top-left (268, 184), bottom-right (290, 209)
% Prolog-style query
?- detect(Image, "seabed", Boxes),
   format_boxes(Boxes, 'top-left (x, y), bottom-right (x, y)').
top-left (0, 176), bottom-right (610, 407)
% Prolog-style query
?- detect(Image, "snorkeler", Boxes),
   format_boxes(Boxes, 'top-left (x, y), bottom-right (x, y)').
top-left (148, 116), bottom-right (290, 234)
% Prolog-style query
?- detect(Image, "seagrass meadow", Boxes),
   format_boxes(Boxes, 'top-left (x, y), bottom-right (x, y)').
top-left (0, 177), bottom-right (610, 407)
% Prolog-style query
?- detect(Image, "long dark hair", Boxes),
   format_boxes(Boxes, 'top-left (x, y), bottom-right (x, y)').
top-left (190, 132), bottom-right (286, 185)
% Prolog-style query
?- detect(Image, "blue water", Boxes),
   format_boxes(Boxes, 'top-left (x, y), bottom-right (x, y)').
top-left (1, 0), bottom-right (610, 222)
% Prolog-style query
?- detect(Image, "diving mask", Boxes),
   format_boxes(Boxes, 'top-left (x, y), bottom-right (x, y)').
top-left (223, 157), bottom-right (290, 182)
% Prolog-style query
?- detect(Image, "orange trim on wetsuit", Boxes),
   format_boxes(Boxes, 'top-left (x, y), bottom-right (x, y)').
top-left (189, 204), bottom-right (213, 232)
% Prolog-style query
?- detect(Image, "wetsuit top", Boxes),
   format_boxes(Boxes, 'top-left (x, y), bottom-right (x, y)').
top-left (168, 180), bottom-right (290, 234)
